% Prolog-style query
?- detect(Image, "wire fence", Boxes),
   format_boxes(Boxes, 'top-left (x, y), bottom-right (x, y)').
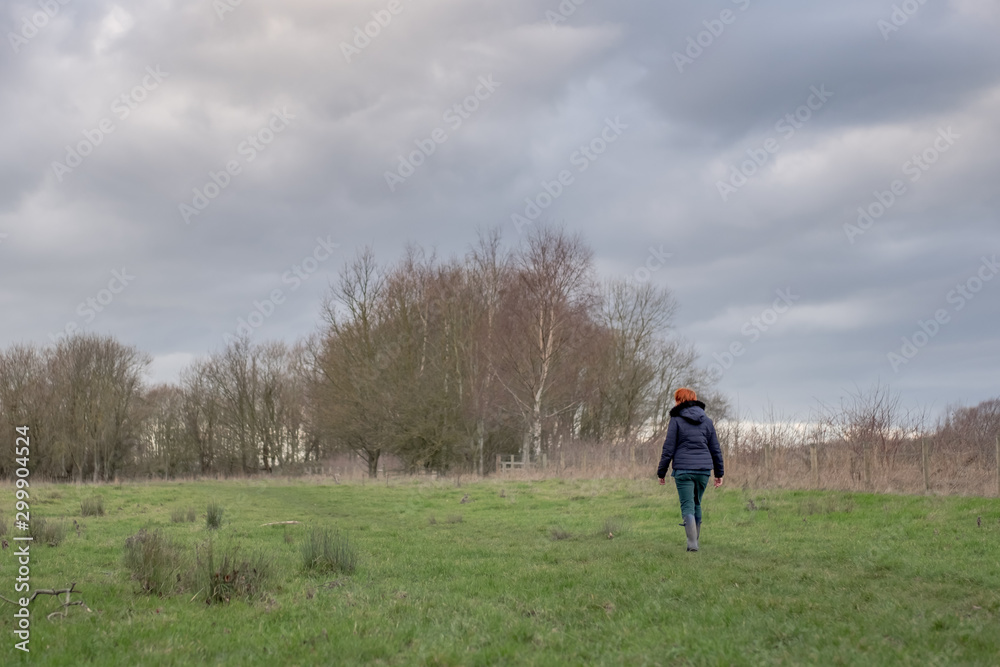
top-left (187, 435), bottom-right (1000, 498)
top-left (480, 435), bottom-right (1000, 498)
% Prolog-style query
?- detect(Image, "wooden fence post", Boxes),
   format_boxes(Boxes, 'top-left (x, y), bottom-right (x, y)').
top-left (810, 442), bottom-right (819, 489)
top-left (863, 443), bottom-right (872, 491)
top-left (921, 439), bottom-right (930, 494)
top-left (764, 440), bottom-right (771, 484)
top-left (733, 426), bottom-right (738, 467)
top-left (995, 434), bottom-right (999, 497)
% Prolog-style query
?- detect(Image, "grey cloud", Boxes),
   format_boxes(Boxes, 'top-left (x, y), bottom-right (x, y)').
top-left (1, 0), bottom-right (997, 418)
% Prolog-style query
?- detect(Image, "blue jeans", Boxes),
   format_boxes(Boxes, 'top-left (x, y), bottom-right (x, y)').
top-left (673, 471), bottom-right (710, 522)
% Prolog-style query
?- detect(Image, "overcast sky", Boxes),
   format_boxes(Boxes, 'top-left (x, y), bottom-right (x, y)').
top-left (2, 0), bottom-right (998, 422)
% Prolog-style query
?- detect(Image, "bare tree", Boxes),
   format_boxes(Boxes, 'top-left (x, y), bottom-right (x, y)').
top-left (495, 226), bottom-right (598, 462)
top-left (296, 335), bottom-right (330, 464)
top-left (138, 384), bottom-right (189, 478)
top-left (935, 398), bottom-right (1000, 465)
top-left (819, 381), bottom-right (924, 484)
top-left (180, 359), bottom-right (221, 474)
top-left (465, 227), bottom-right (512, 474)
top-left (0, 345), bottom-right (46, 477)
top-left (587, 278), bottom-right (678, 442)
top-left (45, 334), bottom-right (150, 481)
top-left (188, 337), bottom-right (305, 474)
top-left (314, 247), bottom-right (395, 477)
top-left (201, 339), bottom-right (262, 473)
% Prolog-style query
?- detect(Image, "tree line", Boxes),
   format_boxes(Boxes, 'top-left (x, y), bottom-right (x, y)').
top-left (0, 227), bottom-right (723, 480)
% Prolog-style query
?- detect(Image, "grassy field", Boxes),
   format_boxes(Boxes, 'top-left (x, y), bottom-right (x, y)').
top-left (1, 476), bottom-right (998, 666)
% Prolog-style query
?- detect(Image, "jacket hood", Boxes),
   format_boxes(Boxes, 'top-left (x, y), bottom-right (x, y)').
top-left (669, 399), bottom-right (707, 424)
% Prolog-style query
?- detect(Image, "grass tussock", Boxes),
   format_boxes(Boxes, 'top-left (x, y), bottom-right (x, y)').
top-left (171, 507), bottom-right (197, 523)
top-left (0, 516), bottom-right (7, 537)
top-left (123, 529), bottom-right (183, 596)
top-left (206, 502), bottom-right (224, 530)
top-left (29, 517), bottom-right (66, 546)
top-left (550, 526), bottom-right (571, 541)
top-left (80, 495), bottom-right (105, 517)
top-left (301, 527), bottom-right (357, 574)
top-left (601, 516), bottom-right (627, 536)
top-left (195, 539), bottom-right (275, 605)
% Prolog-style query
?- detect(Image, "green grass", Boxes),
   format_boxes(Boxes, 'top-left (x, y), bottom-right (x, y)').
top-left (1, 478), bottom-right (998, 665)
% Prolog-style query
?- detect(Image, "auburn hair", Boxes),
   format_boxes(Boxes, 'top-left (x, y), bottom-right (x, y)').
top-left (674, 387), bottom-right (697, 403)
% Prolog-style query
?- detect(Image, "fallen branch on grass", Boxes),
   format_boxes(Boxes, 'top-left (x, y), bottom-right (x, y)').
top-left (0, 582), bottom-right (94, 620)
top-left (260, 521), bottom-right (302, 526)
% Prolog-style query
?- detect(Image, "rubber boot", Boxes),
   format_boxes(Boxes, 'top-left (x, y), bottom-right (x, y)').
top-left (683, 515), bottom-right (699, 551)
top-left (696, 519), bottom-right (701, 542)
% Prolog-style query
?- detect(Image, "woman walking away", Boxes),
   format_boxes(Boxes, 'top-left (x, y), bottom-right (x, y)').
top-left (657, 388), bottom-right (724, 552)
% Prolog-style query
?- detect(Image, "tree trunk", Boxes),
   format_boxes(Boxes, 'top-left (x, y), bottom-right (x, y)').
top-left (476, 421), bottom-right (484, 476)
top-left (367, 448), bottom-right (381, 478)
top-left (529, 398), bottom-right (543, 461)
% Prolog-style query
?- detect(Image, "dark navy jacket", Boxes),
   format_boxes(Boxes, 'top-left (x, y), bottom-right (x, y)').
top-left (657, 400), bottom-right (725, 479)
